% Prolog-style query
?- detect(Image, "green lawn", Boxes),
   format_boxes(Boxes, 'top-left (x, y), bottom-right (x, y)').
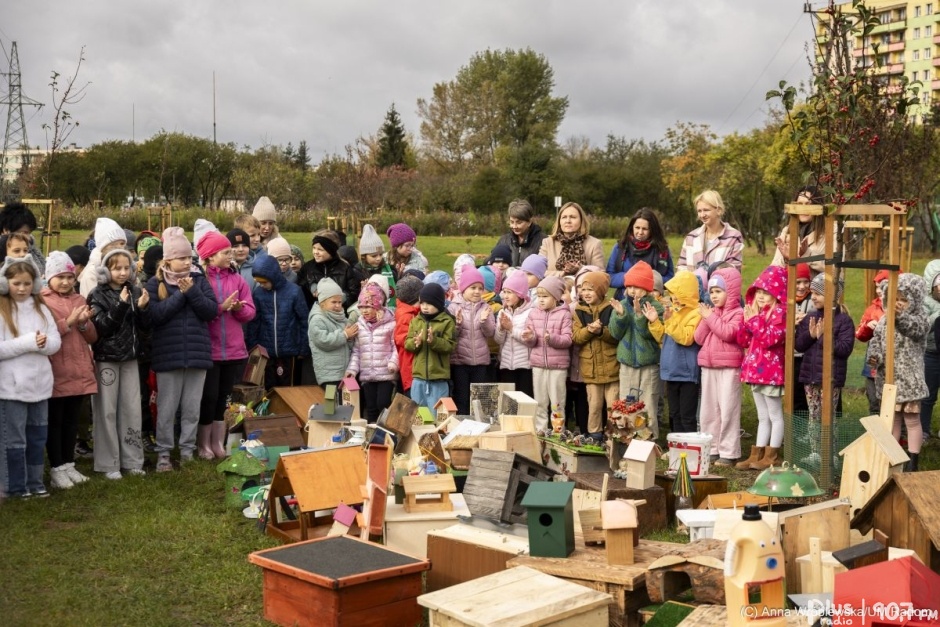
top-left (2, 230), bottom-right (935, 624)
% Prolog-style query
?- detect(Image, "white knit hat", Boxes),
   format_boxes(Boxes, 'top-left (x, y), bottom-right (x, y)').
top-left (44, 250), bottom-right (76, 280)
top-left (193, 219), bottom-right (217, 250)
top-left (252, 196), bottom-right (277, 222)
top-left (358, 224), bottom-right (385, 256)
top-left (94, 217), bottom-right (126, 249)
top-left (317, 277), bottom-right (344, 303)
top-left (367, 274), bottom-right (390, 301)
top-left (266, 237), bottom-right (292, 260)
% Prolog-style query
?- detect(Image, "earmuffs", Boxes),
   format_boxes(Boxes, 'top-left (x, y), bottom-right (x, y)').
top-left (97, 249), bottom-right (138, 285)
top-left (0, 255), bottom-right (43, 296)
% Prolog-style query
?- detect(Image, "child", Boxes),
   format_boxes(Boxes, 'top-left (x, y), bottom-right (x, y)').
top-left (252, 196), bottom-right (279, 247)
top-left (289, 245), bottom-right (305, 274)
top-left (226, 228), bottom-right (253, 284)
top-left (308, 278), bottom-right (355, 388)
top-left (856, 270), bottom-right (888, 415)
top-left (345, 284), bottom-right (398, 421)
top-left (736, 265), bottom-right (787, 470)
top-left (922, 260), bottom-right (940, 439)
top-left (495, 272), bottom-right (534, 398)
top-left (42, 252), bottom-right (97, 489)
top-left (80, 217), bottom-right (127, 298)
top-left (425, 270), bottom-right (454, 304)
top-left (648, 270), bottom-right (702, 435)
top-left (610, 261), bottom-right (665, 439)
top-left (520, 254), bottom-right (548, 300)
top-left (567, 266), bottom-right (600, 434)
top-left (0, 201), bottom-right (46, 274)
top-left (197, 231), bottom-right (256, 460)
top-left (248, 254), bottom-right (310, 388)
top-left (0, 232), bottom-right (31, 259)
top-left (488, 243), bottom-right (512, 278)
top-left (790, 263), bottom-right (815, 414)
top-left (386, 222), bottom-right (429, 276)
top-left (87, 249), bottom-right (150, 479)
top-left (869, 273), bottom-right (930, 471)
top-left (448, 265), bottom-right (496, 415)
top-left (394, 275), bottom-right (423, 397)
top-left (146, 229), bottom-right (217, 471)
top-left (232, 215), bottom-right (262, 283)
top-left (405, 283), bottom-right (456, 411)
top-left (359, 224), bottom-right (399, 308)
top-left (298, 230), bottom-right (361, 310)
top-left (0, 257), bottom-right (61, 497)
top-left (693, 267), bottom-right (744, 465)
top-left (523, 276), bottom-right (572, 433)
top-left (572, 271), bottom-right (619, 439)
top-left (266, 237), bottom-right (298, 284)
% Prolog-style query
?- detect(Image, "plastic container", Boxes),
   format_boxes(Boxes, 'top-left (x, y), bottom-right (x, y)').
top-left (667, 432), bottom-right (714, 476)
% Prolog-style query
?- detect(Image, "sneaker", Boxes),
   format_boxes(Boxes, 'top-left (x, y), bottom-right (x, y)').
top-left (9, 491), bottom-right (32, 499)
top-left (104, 471), bottom-right (123, 480)
top-left (63, 463), bottom-right (89, 484)
top-left (50, 466), bottom-right (75, 489)
top-left (124, 468), bottom-right (146, 476)
top-left (713, 458), bottom-right (737, 467)
top-left (74, 439), bottom-right (94, 458)
top-left (143, 433), bottom-right (158, 453)
top-left (32, 486), bottom-right (50, 497)
top-left (156, 455), bottom-right (173, 473)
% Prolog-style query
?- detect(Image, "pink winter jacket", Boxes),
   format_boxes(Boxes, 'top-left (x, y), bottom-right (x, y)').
top-left (694, 267), bottom-right (745, 369)
top-left (41, 287), bottom-right (99, 398)
top-left (205, 264), bottom-right (256, 362)
top-left (524, 304), bottom-right (573, 370)
top-left (347, 308), bottom-right (399, 382)
top-left (738, 265), bottom-right (788, 386)
top-left (494, 300), bottom-right (533, 371)
top-left (448, 295), bottom-right (496, 366)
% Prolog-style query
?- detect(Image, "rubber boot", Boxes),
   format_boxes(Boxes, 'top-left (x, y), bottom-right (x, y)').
top-left (906, 452), bottom-right (919, 472)
top-left (210, 421), bottom-right (228, 459)
top-left (751, 446), bottom-right (780, 470)
top-left (196, 425), bottom-right (214, 460)
top-left (735, 446), bottom-right (763, 470)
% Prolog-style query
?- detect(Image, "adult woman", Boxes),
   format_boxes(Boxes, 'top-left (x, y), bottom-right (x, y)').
top-left (496, 199), bottom-right (547, 267)
top-left (677, 190), bottom-right (744, 273)
top-left (771, 186), bottom-right (828, 277)
top-left (607, 207), bottom-right (675, 300)
top-left (538, 202), bottom-right (605, 277)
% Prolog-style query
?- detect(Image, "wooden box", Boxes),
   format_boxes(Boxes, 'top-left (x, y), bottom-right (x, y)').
top-left (377, 393), bottom-right (417, 438)
top-left (248, 535), bottom-right (429, 627)
top-left (267, 386), bottom-right (324, 424)
top-left (462, 448), bottom-right (557, 525)
top-left (425, 524), bottom-right (530, 593)
top-left (778, 499), bottom-right (851, 594)
top-left (500, 390), bottom-right (538, 418)
top-left (541, 438), bottom-right (610, 477)
top-left (479, 430), bottom-right (540, 462)
top-left (383, 493), bottom-right (468, 559)
top-left (570, 473), bottom-right (668, 536)
top-left (243, 415), bottom-right (305, 449)
top-left (418, 566), bottom-right (611, 626)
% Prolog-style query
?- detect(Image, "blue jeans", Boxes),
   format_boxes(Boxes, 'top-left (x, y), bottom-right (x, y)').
top-left (921, 351), bottom-right (940, 436)
top-left (410, 378), bottom-right (449, 414)
top-left (1, 399), bottom-right (48, 496)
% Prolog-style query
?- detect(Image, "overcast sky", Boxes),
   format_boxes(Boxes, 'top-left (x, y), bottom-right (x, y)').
top-left (5, 1), bottom-right (818, 160)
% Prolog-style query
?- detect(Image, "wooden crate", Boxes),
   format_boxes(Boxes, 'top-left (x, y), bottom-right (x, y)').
top-left (243, 415), bottom-right (305, 449)
top-left (462, 448), bottom-right (557, 525)
top-left (418, 566), bottom-right (611, 626)
top-left (541, 438), bottom-right (611, 477)
top-left (248, 535), bottom-right (429, 627)
top-left (425, 524), bottom-right (530, 592)
top-left (570, 473), bottom-right (668, 536)
top-left (778, 499), bottom-right (851, 594)
top-left (479, 430), bottom-right (540, 462)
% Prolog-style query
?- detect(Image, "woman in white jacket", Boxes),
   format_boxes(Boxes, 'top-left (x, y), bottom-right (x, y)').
top-left (494, 271), bottom-right (534, 398)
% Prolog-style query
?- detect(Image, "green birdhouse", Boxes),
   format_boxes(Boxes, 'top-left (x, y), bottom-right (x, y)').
top-left (521, 481), bottom-right (575, 558)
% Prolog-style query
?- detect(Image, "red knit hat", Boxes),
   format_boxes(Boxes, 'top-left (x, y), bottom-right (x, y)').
top-left (623, 261), bottom-right (654, 292)
top-left (796, 263), bottom-right (811, 281)
top-left (196, 231), bottom-right (231, 260)
top-left (873, 269), bottom-right (890, 284)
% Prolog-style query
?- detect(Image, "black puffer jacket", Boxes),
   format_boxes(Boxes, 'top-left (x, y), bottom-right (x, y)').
top-left (496, 223), bottom-right (547, 267)
top-left (87, 282), bottom-right (151, 362)
top-left (298, 257), bottom-right (361, 309)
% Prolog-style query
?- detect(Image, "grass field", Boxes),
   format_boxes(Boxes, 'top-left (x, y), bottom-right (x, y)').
top-left (0, 230), bottom-right (935, 625)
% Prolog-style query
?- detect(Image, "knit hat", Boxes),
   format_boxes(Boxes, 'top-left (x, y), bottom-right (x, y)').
top-left (458, 265), bottom-right (485, 293)
top-left (316, 277), bottom-right (343, 304)
top-left (581, 271), bottom-right (611, 296)
top-left (143, 245), bottom-right (163, 277)
top-left (623, 261), bottom-right (654, 292)
top-left (290, 245), bottom-right (304, 264)
top-left (796, 263), bottom-right (812, 281)
top-left (313, 234), bottom-right (339, 260)
top-left (402, 268), bottom-right (425, 281)
top-left (479, 265), bottom-right (502, 295)
top-left (810, 273), bottom-right (844, 302)
top-left (520, 254), bottom-right (548, 281)
top-left (537, 276), bottom-right (566, 302)
top-left (65, 245), bottom-right (90, 269)
top-left (652, 270), bottom-right (664, 294)
top-left (367, 274), bottom-right (390, 302)
top-left (574, 264), bottom-right (602, 287)
top-left (488, 243), bottom-right (512, 266)
top-left (266, 237), bottom-right (292, 260)
top-left (707, 274), bottom-right (727, 292)
top-left (162, 228), bottom-right (192, 261)
top-left (227, 228), bottom-right (250, 248)
top-left (358, 283), bottom-right (385, 309)
top-left (424, 270), bottom-right (451, 293)
top-left (419, 282), bottom-right (446, 312)
top-left (123, 229), bottom-right (137, 251)
top-left (193, 219), bottom-right (216, 250)
top-left (396, 275), bottom-right (423, 306)
top-left (387, 222), bottom-right (417, 248)
top-left (873, 269), bottom-right (890, 285)
top-left (137, 235), bottom-right (161, 256)
top-left (502, 271), bottom-right (529, 301)
top-left (196, 231), bottom-right (231, 260)
top-left (44, 250), bottom-right (75, 280)
top-left (94, 217), bottom-right (125, 250)
top-left (252, 196), bottom-right (276, 222)
top-left (358, 224), bottom-right (385, 256)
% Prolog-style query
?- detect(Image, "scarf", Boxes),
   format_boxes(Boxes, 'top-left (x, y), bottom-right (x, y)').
top-left (163, 268), bottom-right (190, 287)
top-left (554, 232), bottom-right (585, 272)
top-left (630, 236), bottom-right (651, 251)
top-left (321, 307), bottom-right (348, 326)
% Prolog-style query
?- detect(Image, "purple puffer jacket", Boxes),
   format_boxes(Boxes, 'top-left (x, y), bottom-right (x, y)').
top-left (524, 305), bottom-right (573, 370)
top-left (448, 295), bottom-right (496, 366)
top-left (347, 309), bottom-right (399, 382)
top-left (795, 308), bottom-right (855, 387)
top-left (205, 264), bottom-right (256, 362)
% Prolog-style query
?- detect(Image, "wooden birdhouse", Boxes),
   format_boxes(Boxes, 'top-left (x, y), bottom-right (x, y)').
top-left (601, 499), bottom-right (638, 565)
top-left (499, 390), bottom-right (538, 419)
top-left (338, 376), bottom-right (360, 421)
top-left (623, 439), bottom-right (658, 489)
top-left (434, 397), bottom-right (457, 424)
top-left (416, 407), bottom-right (435, 425)
top-left (462, 449), bottom-right (557, 525)
top-left (243, 345), bottom-right (269, 386)
top-left (838, 415), bottom-right (908, 518)
top-left (323, 384), bottom-right (337, 416)
top-left (520, 481), bottom-right (576, 558)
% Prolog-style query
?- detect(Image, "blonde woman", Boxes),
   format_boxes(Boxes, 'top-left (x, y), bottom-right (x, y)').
top-left (538, 202), bottom-right (605, 278)
top-left (677, 190), bottom-right (744, 273)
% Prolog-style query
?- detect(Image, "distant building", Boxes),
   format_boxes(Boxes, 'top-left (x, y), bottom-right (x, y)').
top-left (1, 144), bottom-right (84, 184)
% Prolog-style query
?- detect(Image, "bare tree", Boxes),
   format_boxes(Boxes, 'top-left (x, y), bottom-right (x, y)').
top-left (39, 46), bottom-right (89, 198)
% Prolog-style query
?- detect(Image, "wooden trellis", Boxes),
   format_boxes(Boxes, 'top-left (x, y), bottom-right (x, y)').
top-left (147, 205), bottom-right (173, 233)
top-left (17, 198), bottom-right (59, 255)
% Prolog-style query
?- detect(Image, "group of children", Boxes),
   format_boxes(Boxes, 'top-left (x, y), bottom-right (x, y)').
top-left (1, 197), bottom-right (934, 499)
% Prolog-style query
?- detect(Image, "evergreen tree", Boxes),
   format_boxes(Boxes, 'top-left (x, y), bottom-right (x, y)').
top-left (294, 140), bottom-right (311, 171)
top-left (376, 104), bottom-right (409, 169)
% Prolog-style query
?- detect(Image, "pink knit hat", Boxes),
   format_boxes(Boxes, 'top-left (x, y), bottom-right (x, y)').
top-left (196, 231), bottom-right (230, 260)
top-left (502, 272), bottom-right (530, 301)
top-left (457, 265), bottom-right (485, 293)
top-left (162, 228), bottom-right (192, 260)
top-left (358, 283), bottom-right (386, 309)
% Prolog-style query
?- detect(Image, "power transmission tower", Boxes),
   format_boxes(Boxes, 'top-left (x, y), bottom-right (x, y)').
top-left (1, 41), bottom-right (44, 199)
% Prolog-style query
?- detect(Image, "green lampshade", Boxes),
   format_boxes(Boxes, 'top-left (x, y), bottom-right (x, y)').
top-left (748, 462), bottom-right (824, 498)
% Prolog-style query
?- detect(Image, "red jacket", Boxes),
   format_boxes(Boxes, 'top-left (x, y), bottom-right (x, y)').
top-left (855, 297), bottom-right (884, 342)
top-left (395, 301), bottom-right (419, 391)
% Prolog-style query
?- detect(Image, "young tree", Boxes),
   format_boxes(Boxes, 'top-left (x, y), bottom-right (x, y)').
top-left (376, 104), bottom-right (409, 169)
top-left (39, 46), bottom-right (89, 198)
